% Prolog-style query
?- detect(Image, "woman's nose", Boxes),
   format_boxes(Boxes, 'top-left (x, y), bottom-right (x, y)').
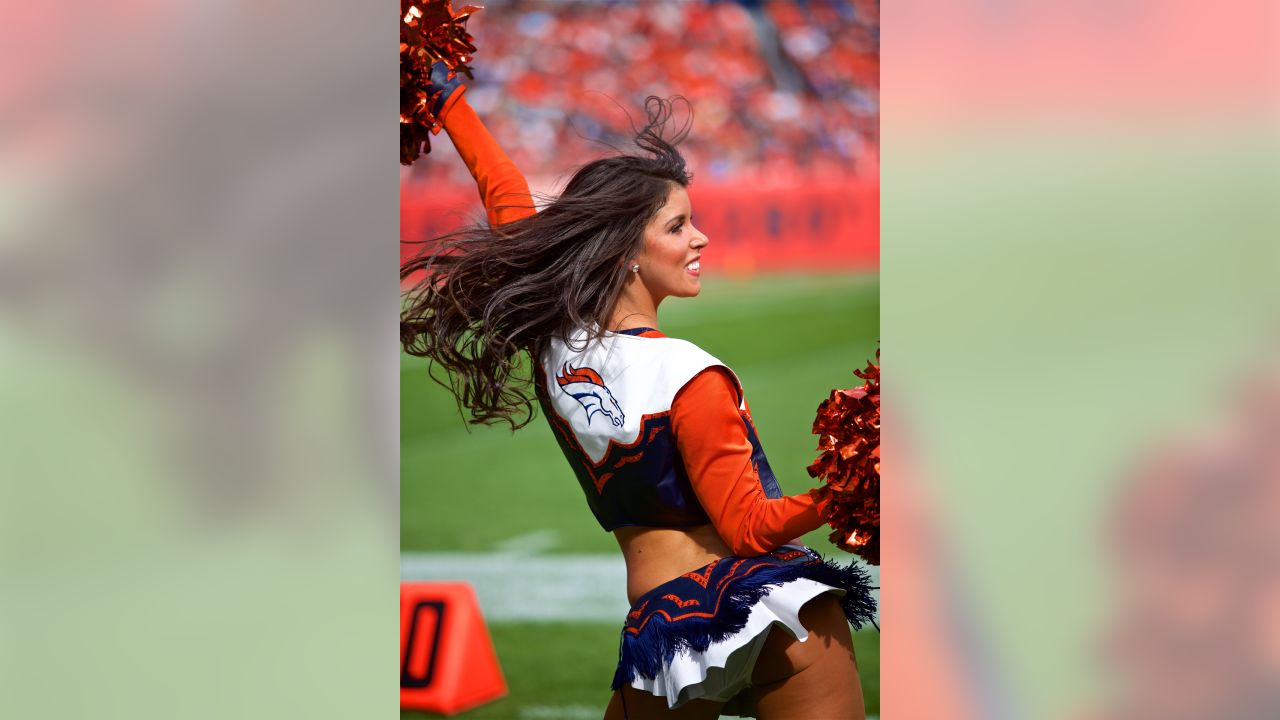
top-left (691, 225), bottom-right (709, 248)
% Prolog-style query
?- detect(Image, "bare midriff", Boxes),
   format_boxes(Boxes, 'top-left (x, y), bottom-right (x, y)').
top-left (613, 524), bottom-right (734, 605)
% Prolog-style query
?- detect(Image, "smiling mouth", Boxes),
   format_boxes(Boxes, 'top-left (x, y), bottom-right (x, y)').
top-left (685, 260), bottom-right (701, 275)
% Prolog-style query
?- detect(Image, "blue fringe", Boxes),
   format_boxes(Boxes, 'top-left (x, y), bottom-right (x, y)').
top-left (612, 555), bottom-right (876, 690)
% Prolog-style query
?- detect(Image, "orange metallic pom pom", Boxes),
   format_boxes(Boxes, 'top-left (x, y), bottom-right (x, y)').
top-left (808, 349), bottom-right (880, 564)
top-left (400, 1), bottom-right (481, 165)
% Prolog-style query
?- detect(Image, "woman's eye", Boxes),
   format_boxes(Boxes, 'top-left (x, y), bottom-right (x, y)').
top-left (671, 224), bottom-right (683, 234)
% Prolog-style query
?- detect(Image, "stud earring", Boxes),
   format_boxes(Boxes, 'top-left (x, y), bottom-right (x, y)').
top-left (631, 264), bottom-right (640, 273)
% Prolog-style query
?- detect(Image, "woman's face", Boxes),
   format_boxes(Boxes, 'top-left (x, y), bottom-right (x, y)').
top-left (635, 184), bottom-right (708, 302)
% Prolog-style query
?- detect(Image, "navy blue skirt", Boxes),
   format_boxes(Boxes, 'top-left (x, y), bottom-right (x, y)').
top-left (613, 545), bottom-right (876, 710)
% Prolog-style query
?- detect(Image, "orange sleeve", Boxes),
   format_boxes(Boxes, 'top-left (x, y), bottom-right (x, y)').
top-left (672, 367), bottom-right (830, 557)
top-left (439, 91), bottom-right (536, 227)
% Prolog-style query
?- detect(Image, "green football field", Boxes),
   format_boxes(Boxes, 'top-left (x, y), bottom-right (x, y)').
top-left (402, 273), bottom-right (880, 718)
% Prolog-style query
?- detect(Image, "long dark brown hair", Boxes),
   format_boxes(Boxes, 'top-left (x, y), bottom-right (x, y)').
top-left (401, 97), bottom-right (692, 429)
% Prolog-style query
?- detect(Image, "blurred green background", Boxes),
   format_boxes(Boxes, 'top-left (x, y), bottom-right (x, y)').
top-left (402, 273), bottom-right (880, 718)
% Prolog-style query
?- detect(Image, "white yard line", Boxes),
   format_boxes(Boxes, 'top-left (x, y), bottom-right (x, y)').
top-left (518, 704), bottom-right (605, 720)
top-left (400, 551), bottom-right (880, 624)
top-left (491, 528), bottom-right (562, 555)
top-left (401, 552), bottom-right (630, 621)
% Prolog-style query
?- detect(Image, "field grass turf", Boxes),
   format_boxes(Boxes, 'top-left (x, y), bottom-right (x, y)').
top-left (402, 273), bottom-right (880, 718)
top-left (400, 624), bottom-right (879, 719)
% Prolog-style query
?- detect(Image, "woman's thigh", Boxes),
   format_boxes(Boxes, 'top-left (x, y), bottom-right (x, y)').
top-left (745, 593), bottom-right (864, 719)
top-left (603, 687), bottom-right (723, 720)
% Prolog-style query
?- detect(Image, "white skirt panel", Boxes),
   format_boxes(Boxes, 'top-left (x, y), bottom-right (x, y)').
top-left (629, 578), bottom-right (841, 712)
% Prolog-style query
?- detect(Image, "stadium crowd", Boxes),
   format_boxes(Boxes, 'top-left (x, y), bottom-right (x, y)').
top-left (407, 0), bottom-right (878, 187)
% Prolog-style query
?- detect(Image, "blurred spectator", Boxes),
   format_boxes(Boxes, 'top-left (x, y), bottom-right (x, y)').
top-left (405, 0), bottom-right (879, 187)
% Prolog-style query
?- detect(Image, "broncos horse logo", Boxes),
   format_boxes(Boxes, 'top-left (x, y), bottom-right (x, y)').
top-left (556, 362), bottom-right (625, 427)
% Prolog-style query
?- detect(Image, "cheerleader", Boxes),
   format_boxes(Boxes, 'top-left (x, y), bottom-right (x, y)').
top-left (402, 64), bottom-right (875, 719)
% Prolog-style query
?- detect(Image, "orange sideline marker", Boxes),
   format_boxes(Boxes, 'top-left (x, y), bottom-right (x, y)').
top-left (400, 581), bottom-right (507, 714)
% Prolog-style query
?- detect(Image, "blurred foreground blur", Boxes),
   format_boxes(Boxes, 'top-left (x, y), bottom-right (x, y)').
top-left (0, 3), bottom-right (395, 718)
top-left (883, 0), bottom-right (1280, 718)
top-left (1102, 360), bottom-right (1280, 720)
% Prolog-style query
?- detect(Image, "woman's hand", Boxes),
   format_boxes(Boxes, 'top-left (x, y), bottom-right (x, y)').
top-left (426, 61), bottom-right (467, 121)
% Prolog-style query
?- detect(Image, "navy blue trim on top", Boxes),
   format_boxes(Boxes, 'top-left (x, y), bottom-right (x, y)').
top-left (616, 327), bottom-right (657, 336)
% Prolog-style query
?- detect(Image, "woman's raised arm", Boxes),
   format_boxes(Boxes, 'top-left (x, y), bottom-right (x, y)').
top-left (431, 63), bottom-right (536, 227)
